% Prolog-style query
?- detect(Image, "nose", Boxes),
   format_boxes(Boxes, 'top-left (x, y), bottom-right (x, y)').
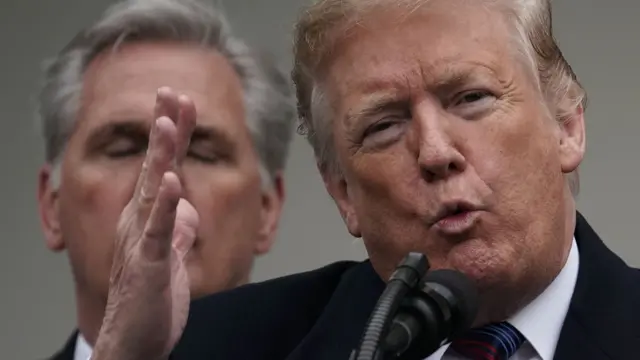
top-left (412, 102), bottom-right (466, 182)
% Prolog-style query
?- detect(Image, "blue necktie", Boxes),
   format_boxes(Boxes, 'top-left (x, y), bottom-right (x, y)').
top-left (449, 322), bottom-right (526, 360)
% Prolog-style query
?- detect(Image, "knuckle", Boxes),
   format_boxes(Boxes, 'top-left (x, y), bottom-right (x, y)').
top-left (138, 186), bottom-right (156, 207)
top-left (140, 159), bottom-right (151, 172)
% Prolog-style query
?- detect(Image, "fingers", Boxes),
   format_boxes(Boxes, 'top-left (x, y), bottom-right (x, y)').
top-left (132, 87), bottom-right (195, 210)
top-left (141, 171), bottom-right (182, 261)
top-left (135, 88), bottom-right (197, 261)
top-left (155, 87), bottom-right (180, 128)
top-left (153, 88), bottom-right (196, 167)
top-left (175, 95), bottom-right (197, 165)
top-left (133, 116), bottom-right (178, 212)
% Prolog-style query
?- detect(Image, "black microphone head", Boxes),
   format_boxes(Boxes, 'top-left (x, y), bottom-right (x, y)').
top-left (423, 269), bottom-right (478, 336)
top-left (381, 269), bottom-right (479, 359)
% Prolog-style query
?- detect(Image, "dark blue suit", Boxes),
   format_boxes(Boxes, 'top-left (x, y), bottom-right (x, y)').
top-left (52, 212), bottom-right (640, 359)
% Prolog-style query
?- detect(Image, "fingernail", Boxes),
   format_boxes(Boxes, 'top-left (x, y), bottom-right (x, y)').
top-left (157, 86), bottom-right (171, 97)
top-left (156, 116), bottom-right (170, 126)
top-left (152, 117), bottom-right (166, 141)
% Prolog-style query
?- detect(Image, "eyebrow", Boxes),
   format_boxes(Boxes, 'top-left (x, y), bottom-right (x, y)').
top-left (345, 96), bottom-right (410, 126)
top-left (85, 120), bottom-right (148, 148)
top-left (429, 68), bottom-right (481, 97)
top-left (190, 124), bottom-right (235, 151)
top-left (344, 66), bottom-right (491, 125)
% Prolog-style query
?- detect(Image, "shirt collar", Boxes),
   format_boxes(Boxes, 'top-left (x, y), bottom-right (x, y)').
top-left (74, 332), bottom-right (93, 360)
top-left (507, 237), bottom-right (579, 360)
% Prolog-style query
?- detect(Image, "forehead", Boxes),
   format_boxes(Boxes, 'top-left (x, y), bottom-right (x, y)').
top-left (322, 2), bottom-right (516, 105)
top-left (77, 41), bottom-right (247, 136)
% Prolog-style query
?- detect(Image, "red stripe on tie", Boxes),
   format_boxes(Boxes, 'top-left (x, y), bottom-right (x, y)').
top-left (457, 346), bottom-right (495, 360)
top-left (449, 321), bottom-right (526, 360)
top-left (453, 339), bottom-right (499, 355)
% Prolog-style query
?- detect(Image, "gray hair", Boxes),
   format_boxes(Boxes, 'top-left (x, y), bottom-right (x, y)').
top-left (292, 0), bottom-right (586, 196)
top-left (37, 0), bottom-right (296, 187)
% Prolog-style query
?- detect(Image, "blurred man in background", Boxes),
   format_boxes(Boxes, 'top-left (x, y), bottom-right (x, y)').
top-left (35, 0), bottom-right (296, 359)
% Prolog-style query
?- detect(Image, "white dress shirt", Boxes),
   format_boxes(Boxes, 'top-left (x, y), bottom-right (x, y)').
top-left (424, 238), bottom-right (579, 360)
top-left (74, 332), bottom-right (92, 360)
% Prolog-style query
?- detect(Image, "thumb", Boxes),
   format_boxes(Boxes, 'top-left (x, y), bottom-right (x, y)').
top-left (172, 198), bottom-right (199, 260)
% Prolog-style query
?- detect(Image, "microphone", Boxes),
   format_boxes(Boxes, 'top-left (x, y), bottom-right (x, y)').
top-left (351, 253), bottom-right (478, 360)
top-left (381, 269), bottom-right (478, 359)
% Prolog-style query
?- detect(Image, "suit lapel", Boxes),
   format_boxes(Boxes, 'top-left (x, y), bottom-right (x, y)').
top-left (49, 331), bottom-right (77, 360)
top-left (286, 261), bottom-right (385, 360)
top-left (553, 212), bottom-right (640, 359)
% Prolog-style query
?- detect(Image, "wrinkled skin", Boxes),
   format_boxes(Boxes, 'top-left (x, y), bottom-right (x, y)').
top-left (319, 1), bottom-right (585, 324)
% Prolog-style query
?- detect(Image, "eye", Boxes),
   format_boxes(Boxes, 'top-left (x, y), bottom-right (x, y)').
top-left (187, 150), bottom-right (221, 163)
top-left (360, 116), bottom-right (407, 149)
top-left (453, 90), bottom-right (492, 106)
top-left (104, 138), bottom-right (145, 158)
top-left (448, 90), bottom-right (496, 119)
top-left (363, 120), bottom-right (399, 137)
top-left (187, 141), bottom-right (229, 164)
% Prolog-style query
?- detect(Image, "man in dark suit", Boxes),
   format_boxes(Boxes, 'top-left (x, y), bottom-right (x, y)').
top-left (37, 1), bottom-right (296, 359)
top-left (88, 0), bottom-right (640, 359)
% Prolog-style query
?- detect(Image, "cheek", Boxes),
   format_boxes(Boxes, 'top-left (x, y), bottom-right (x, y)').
top-left (60, 162), bottom-right (138, 230)
top-left (187, 172), bottom-right (261, 218)
top-left (469, 109), bottom-right (565, 255)
top-left (472, 106), bottom-right (561, 201)
top-left (184, 170), bottom-right (263, 291)
top-left (185, 168), bottom-right (263, 245)
top-left (349, 148), bottom-right (421, 211)
top-left (346, 149), bottom-right (427, 258)
top-left (57, 162), bottom-right (140, 292)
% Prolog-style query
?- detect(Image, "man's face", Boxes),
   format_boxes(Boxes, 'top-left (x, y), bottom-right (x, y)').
top-left (321, 2), bottom-right (585, 321)
top-left (39, 42), bottom-right (283, 302)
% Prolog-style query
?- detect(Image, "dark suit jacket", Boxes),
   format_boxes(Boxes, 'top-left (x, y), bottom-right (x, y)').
top-left (50, 331), bottom-right (77, 360)
top-left (52, 212), bottom-right (640, 359)
top-left (172, 212), bottom-right (640, 359)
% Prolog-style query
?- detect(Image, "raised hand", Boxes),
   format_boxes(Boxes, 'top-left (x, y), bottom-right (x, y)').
top-left (92, 87), bottom-right (198, 360)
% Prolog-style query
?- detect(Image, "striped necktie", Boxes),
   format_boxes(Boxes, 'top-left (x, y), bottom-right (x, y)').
top-left (448, 322), bottom-right (526, 360)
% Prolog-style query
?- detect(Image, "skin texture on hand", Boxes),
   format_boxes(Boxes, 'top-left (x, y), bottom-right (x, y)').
top-left (91, 87), bottom-right (199, 360)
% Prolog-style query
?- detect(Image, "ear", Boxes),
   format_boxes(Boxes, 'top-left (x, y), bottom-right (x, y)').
top-left (254, 171), bottom-right (286, 255)
top-left (38, 164), bottom-right (65, 252)
top-left (320, 162), bottom-right (361, 238)
top-left (558, 105), bottom-right (586, 174)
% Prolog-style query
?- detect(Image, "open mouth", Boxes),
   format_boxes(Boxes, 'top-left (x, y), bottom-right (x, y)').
top-left (442, 203), bottom-right (475, 218)
top-left (432, 202), bottom-right (482, 235)
top-left (448, 205), bottom-right (470, 216)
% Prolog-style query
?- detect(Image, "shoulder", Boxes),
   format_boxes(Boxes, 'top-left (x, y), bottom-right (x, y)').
top-left (560, 212), bottom-right (640, 359)
top-left (173, 260), bottom-right (365, 359)
top-left (48, 331), bottom-right (78, 360)
top-left (192, 259), bottom-right (362, 314)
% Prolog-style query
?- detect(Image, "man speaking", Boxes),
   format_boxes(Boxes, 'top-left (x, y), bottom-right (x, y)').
top-left (87, 0), bottom-right (640, 359)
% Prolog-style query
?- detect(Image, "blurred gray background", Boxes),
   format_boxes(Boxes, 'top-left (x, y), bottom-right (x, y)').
top-left (0, 0), bottom-right (638, 358)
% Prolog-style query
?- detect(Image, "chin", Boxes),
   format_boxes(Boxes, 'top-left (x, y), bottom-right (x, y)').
top-left (445, 238), bottom-right (514, 285)
top-left (189, 287), bottom-right (209, 300)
